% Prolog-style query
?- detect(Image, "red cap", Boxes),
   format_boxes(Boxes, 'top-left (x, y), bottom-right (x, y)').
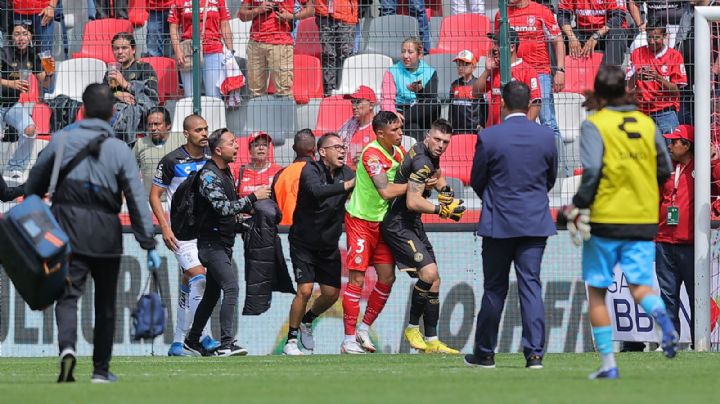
top-left (344, 85), bottom-right (377, 104)
top-left (248, 131), bottom-right (272, 147)
top-left (663, 125), bottom-right (694, 143)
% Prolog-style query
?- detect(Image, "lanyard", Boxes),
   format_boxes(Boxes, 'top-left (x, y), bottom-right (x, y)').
top-left (671, 163), bottom-right (685, 204)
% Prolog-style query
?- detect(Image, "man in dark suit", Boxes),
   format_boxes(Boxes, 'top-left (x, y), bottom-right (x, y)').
top-left (464, 81), bottom-right (558, 370)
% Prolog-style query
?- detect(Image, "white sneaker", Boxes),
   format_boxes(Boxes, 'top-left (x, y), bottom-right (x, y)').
top-left (356, 329), bottom-right (376, 353)
top-left (341, 339), bottom-right (366, 354)
top-left (283, 339), bottom-right (304, 356)
top-left (299, 323), bottom-right (315, 351)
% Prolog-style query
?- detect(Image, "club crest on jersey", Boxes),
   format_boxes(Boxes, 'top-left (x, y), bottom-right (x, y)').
top-left (661, 65), bottom-right (669, 74)
top-left (527, 16), bottom-right (535, 26)
top-left (355, 256), bottom-right (362, 264)
top-left (414, 252), bottom-right (424, 263)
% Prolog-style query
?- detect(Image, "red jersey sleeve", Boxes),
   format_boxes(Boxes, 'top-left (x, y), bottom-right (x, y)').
top-left (557, 0), bottom-right (574, 12)
top-left (607, 0), bottom-right (626, 11)
top-left (523, 66), bottom-right (542, 102)
top-left (540, 4), bottom-right (561, 37)
top-left (167, 0), bottom-right (181, 24)
top-left (218, 0), bottom-right (230, 21)
top-left (362, 148), bottom-right (391, 178)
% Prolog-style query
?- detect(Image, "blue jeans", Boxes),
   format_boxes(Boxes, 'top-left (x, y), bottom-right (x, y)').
top-left (180, 52), bottom-right (224, 98)
top-left (146, 10), bottom-right (170, 57)
top-left (1, 103), bottom-right (36, 172)
top-left (380, 0), bottom-right (431, 54)
top-left (655, 242), bottom-right (694, 343)
top-left (538, 73), bottom-right (567, 176)
top-left (12, 13), bottom-right (54, 53)
top-left (650, 109), bottom-right (679, 142)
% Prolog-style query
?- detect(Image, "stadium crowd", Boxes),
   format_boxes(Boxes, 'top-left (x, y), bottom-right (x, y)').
top-left (0, 0), bottom-right (717, 382)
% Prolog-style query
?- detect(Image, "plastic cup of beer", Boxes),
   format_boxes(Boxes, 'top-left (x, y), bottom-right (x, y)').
top-left (39, 51), bottom-right (53, 74)
top-left (18, 69), bottom-right (30, 92)
top-left (107, 62), bottom-right (121, 88)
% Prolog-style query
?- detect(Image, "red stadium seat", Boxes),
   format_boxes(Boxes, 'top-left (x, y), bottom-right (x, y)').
top-left (18, 73), bottom-right (40, 103)
top-left (267, 54), bottom-right (323, 104)
top-left (563, 52), bottom-right (604, 94)
top-left (72, 19), bottom-right (134, 63)
top-left (440, 133), bottom-right (476, 185)
top-left (139, 57), bottom-right (181, 104)
top-left (228, 137), bottom-right (276, 176)
top-left (295, 18), bottom-right (322, 59)
top-left (128, 0), bottom-right (149, 27)
top-left (315, 96), bottom-right (353, 136)
top-left (31, 103), bottom-right (52, 135)
top-left (430, 14), bottom-right (490, 57)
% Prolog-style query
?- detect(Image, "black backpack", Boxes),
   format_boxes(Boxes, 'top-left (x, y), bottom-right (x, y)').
top-left (170, 166), bottom-right (205, 241)
top-left (48, 95), bottom-right (82, 133)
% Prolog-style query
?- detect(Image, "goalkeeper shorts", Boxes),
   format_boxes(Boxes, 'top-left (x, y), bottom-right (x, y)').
top-left (380, 217), bottom-right (436, 272)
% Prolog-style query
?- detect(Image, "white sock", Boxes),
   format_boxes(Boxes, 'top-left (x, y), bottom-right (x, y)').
top-left (188, 274), bottom-right (211, 340)
top-left (344, 335), bottom-right (356, 343)
top-left (425, 336), bottom-right (438, 342)
top-left (601, 353), bottom-right (616, 370)
top-left (173, 284), bottom-right (190, 343)
top-left (358, 323), bottom-right (369, 333)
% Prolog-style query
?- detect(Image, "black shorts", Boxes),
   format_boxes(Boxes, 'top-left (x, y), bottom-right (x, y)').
top-left (289, 242), bottom-right (341, 288)
top-left (381, 217), bottom-right (436, 272)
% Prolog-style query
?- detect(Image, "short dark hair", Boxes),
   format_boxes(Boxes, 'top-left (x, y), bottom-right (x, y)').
top-left (82, 83), bottom-right (115, 121)
top-left (293, 128), bottom-right (316, 156)
top-left (372, 110), bottom-right (401, 133)
top-left (183, 114), bottom-right (204, 131)
top-left (147, 106), bottom-right (171, 126)
top-left (647, 22), bottom-right (667, 35)
top-left (502, 81), bottom-right (531, 112)
top-left (593, 65), bottom-right (628, 105)
top-left (317, 132), bottom-right (341, 149)
top-left (111, 32), bottom-right (136, 49)
top-left (12, 21), bottom-right (33, 35)
top-left (208, 128), bottom-right (231, 152)
top-left (430, 118), bottom-right (453, 135)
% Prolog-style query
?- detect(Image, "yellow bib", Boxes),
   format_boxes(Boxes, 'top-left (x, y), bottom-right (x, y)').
top-left (587, 109), bottom-right (659, 224)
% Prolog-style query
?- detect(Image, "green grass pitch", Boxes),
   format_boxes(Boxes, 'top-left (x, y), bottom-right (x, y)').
top-left (0, 353), bottom-right (717, 403)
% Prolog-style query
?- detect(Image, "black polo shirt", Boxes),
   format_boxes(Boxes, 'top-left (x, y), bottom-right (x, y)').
top-left (0, 45), bottom-right (40, 107)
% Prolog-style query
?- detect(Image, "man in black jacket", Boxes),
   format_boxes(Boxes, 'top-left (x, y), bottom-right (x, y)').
top-left (282, 132), bottom-right (355, 355)
top-left (26, 83), bottom-right (160, 383)
top-left (183, 128), bottom-right (270, 357)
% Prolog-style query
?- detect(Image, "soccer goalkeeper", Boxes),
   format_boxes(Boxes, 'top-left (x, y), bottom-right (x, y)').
top-left (381, 119), bottom-right (464, 354)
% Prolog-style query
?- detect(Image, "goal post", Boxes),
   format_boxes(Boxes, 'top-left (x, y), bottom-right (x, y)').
top-left (694, 6), bottom-right (719, 353)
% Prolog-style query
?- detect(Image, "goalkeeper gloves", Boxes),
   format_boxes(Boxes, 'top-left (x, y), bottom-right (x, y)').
top-left (562, 206), bottom-right (591, 246)
top-left (437, 185), bottom-right (454, 206)
top-left (437, 198), bottom-right (466, 222)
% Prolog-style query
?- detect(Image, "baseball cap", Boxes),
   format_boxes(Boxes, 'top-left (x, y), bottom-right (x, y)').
top-left (248, 131), bottom-right (272, 147)
top-left (487, 28), bottom-right (520, 47)
top-left (453, 50), bottom-right (477, 64)
top-left (663, 125), bottom-right (694, 143)
top-left (344, 85), bottom-right (377, 104)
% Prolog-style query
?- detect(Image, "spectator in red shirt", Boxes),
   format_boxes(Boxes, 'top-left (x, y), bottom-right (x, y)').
top-left (339, 85), bottom-right (377, 169)
top-left (238, 0), bottom-right (315, 97)
top-left (626, 25), bottom-right (686, 137)
top-left (147, 0), bottom-right (174, 57)
top-left (656, 125), bottom-right (720, 347)
top-left (558, 0), bottom-right (627, 66)
top-left (11, 0), bottom-right (56, 53)
top-left (236, 131), bottom-right (282, 198)
top-left (169, 0), bottom-right (234, 99)
top-left (472, 30), bottom-right (541, 128)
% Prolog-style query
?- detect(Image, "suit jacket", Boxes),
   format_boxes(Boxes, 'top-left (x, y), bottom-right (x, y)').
top-left (471, 115), bottom-right (558, 239)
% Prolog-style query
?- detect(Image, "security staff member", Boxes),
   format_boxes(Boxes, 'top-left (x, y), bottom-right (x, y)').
top-left (26, 83), bottom-right (160, 384)
top-left (183, 128), bottom-right (271, 357)
top-left (283, 132), bottom-right (355, 355)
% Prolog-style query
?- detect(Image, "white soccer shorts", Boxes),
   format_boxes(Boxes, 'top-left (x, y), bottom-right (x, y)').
top-left (174, 239), bottom-right (202, 271)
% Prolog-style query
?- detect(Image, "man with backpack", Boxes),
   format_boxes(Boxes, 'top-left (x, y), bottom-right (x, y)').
top-left (183, 128), bottom-right (271, 357)
top-left (26, 83), bottom-right (161, 383)
top-left (148, 113), bottom-right (221, 356)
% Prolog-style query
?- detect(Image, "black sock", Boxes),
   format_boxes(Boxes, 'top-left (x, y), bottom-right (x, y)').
top-left (302, 310), bottom-right (319, 325)
top-left (410, 280), bottom-right (432, 326)
top-left (287, 327), bottom-right (299, 342)
top-left (423, 292), bottom-right (440, 337)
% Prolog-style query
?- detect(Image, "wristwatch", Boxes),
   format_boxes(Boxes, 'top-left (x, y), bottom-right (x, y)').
top-left (556, 68), bottom-right (565, 73)
top-left (591, 33), bottom-right (601, 41)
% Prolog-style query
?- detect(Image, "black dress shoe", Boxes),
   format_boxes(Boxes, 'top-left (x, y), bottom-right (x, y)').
top-left (526, 354), bottom-right (543, 369)
top-left (464, 353), bottom-right (495, 369)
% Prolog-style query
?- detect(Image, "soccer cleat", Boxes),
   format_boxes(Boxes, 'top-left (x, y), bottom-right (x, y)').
top-left (216, 341), bottom-right (248, 357)
top-left (424, 339), bottom-right (460, 354)
top-left (283, 339), bottom-right (305, 356)
top-left (654, 310), bottom-right (680, 359)
top-left (168, 342), bottom-right (190, 357)
top-left (525, 355), bottom-right (543, 369)
top-left (341, 339), bottom-right (367, 354)
top-left (57, 348), bottom-right (77, 383)
top-left (91, 372), bottom-right (118, 383)
top-left (464, 354), bottom-right (495, 369)
top-left (588, 367), bottom-right (620, 380)
top-left (201, 335), bottom-right (221, 352)
top-left (182, 338), bottom-right (206, 357)
top-left (299, 323), bottom-right (315, 351)
top-left (404, 326), bottom-right (428, 351)
top-left (356, 329), bottom-right (376, 353)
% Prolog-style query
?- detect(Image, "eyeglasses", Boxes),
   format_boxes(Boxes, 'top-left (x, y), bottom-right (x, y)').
top-left (251, 142), bottom-right (269, 148)
top-left (322, 144), bottom-right (347, 152)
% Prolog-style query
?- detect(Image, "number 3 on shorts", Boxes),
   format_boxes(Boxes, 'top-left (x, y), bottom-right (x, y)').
top-left (355, 239), bottom-right (366, 254)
